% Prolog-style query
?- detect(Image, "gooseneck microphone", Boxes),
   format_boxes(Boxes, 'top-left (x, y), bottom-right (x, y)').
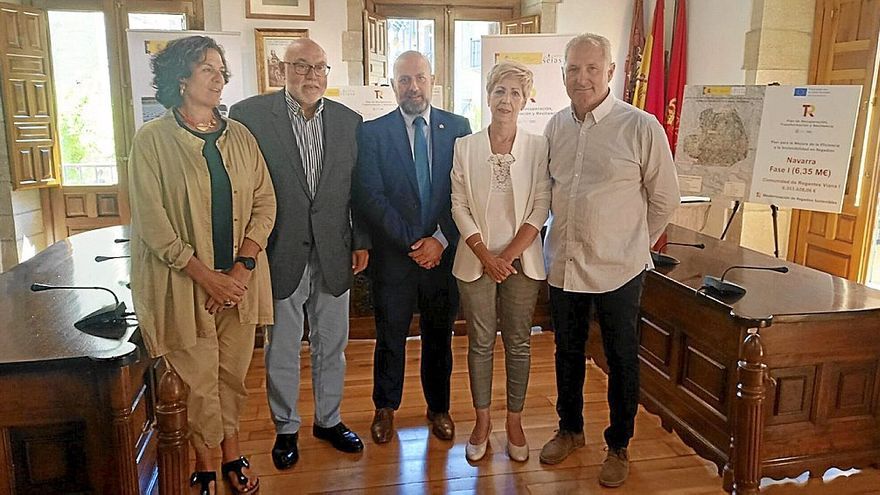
top-left (702, 265), bottom-right (789, 297)
top-left (29, 283), bottom-right (130, 337)
top-left (114, 238), bottom-right (130, 243)
top-left (651, 242), bottom-right (706, 266)
top-left (95, 255), bottom-right (130, 262)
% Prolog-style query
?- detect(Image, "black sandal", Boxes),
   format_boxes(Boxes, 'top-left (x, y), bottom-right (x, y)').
top-left (189, 471), bottom-right (216, 495)
top-left (221, 456), bottom-right (260, 494)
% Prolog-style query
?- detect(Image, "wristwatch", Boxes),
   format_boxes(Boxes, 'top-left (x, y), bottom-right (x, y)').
top-left (234, 256), bottom-right (256, 271)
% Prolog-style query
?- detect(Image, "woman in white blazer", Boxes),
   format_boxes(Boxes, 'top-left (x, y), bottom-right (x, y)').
top-left (451, 61), bottom-right (551, 463)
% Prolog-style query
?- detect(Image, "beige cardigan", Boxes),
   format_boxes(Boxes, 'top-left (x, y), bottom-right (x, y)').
top-left (129, 110), bottom-right (276, 357)
top-left (450, 127), bottom-right (551, 283)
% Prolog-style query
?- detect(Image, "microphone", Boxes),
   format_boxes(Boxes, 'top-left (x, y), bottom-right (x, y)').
top-left (114, 238), bottom-right (129, 243)
top-left (29, 283), bottom-right (130, 338)
top-left (95, 255), bottom-right (130, 262)
top-left (702, 265), bottom-right (789, 298)
top-left (651, 242), bottom-right (705, 266)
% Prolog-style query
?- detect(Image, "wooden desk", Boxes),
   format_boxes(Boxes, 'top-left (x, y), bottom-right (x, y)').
top-left (0, 226), bottom-right (159, 494)
top-left (588, 224), bottom-right (880, 493)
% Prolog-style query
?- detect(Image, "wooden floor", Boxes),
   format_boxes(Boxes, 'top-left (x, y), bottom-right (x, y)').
top-left (231, 332), bottom-right (880, 494)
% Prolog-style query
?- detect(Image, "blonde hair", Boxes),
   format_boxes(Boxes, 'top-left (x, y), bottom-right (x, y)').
top-left (485, 60), bottom-right (534, 102)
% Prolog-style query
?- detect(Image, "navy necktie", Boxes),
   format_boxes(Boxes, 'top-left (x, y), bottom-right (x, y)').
top-left (413, 116), bottom-right (432, 230)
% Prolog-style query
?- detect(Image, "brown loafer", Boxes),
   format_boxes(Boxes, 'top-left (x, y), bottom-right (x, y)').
top-left (370, 408), bottom-right (395, 444)
top-left (426, 409), bottom-right (455, 440)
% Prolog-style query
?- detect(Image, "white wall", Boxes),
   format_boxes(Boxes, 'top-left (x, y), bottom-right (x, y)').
top-left (554, 0), bottom-right (749, 97)
top-left (218, 0), bottom-right (350, 98)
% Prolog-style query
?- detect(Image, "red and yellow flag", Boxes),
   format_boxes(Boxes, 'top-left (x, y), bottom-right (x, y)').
top-left (633, 0), bottom-right (666, 125)
top-left (665, 0), bottom-right (687, 153)
top-left (623, 0), bottom-right (646, 104)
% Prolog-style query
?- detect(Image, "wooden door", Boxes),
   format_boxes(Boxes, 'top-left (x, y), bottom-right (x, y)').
top-left (0, 3), bottom-right (61, 191)
top-left (28, 0), bottom-right (198, 241)
top-left (364, 10), bottom-right (388, 84)
top-left (788, 0), bottom-right (880, 280)
top-left (503, 14), bottom-right (540, 34)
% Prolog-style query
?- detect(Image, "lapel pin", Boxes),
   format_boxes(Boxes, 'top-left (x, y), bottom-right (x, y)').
top-left (438, 123), bottom-right (445, 129)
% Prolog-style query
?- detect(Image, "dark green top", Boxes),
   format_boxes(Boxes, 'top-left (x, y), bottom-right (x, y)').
top-left (174, 110), bottom-right (233, 270)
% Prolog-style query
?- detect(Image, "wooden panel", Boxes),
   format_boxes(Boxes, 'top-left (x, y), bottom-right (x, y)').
top-left (7, 53), bottom-right (43, 74)
top-left (828, 360), bottom-right (877, 418)
top-left (38, 146), bottom-right (52, 180)
top-left (836, 214), bottom-right (857, 242)
top-left (16, 148), bottom-right (35, 182)
top-left (639, 316), bottom-right (673, 376)
top-left (97, 193), bottom-right (120, 217)
top-left (64, 195), bottom-right (87, 218)
top-left (31, 80), bottom-right (48, 115)
top-left (766, 366), bottom-right (817, 425)
top-left (1, 8), bottom-right (20, 49)
top-left (0, 3), bottom-right (61, 190)
top-left (13, 122), bottom-right (50, 140)
top-left (9, 423), bottom-right (90, 493)
top-left (804, 244), bottom-right (850, 276)
top-left (680, 340), bottom-right (728, 412)
top-left (9, 79), bottom-right (28, 115)
top-left (808, 211), bottom-right (827, 236)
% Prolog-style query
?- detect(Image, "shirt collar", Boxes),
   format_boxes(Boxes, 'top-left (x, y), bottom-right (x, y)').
top-left (285, 89), bottom-right (324, 119)
top-left (400, 105), bottom-right (432, 129)
top-left (570, 89), bottom-right (615, 125)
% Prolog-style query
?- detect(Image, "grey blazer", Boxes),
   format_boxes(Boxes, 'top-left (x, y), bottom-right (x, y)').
top-left (230, 92), bottom-right (370, 299)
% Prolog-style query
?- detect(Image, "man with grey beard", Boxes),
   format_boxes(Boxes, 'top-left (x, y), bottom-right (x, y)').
top-left (353, 51), bottom-right (471, 444)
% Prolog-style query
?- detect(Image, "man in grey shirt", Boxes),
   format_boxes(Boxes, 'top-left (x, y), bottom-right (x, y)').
top-left (538, 33), bottom-right (679, 488)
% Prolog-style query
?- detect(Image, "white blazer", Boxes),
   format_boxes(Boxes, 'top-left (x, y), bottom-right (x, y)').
top-left (450, 127), bottom-right (551, 283)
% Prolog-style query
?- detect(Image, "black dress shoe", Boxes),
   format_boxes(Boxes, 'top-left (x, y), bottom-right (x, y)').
top-left (271, 433), bottom-right (299, 470)
top-left (313, 422), bottom-right (364, 453)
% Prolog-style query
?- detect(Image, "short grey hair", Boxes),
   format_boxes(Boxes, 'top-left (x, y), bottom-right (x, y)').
top-left (392, 50), bottom-right (431, 80)
top-left (485, 60), bottom-right (533, 100)
top-left (564, 33), bottom-right (612, 65)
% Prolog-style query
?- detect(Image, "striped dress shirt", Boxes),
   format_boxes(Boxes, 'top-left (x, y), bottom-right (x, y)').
top-left (285, 90), bottom-right (325, 198)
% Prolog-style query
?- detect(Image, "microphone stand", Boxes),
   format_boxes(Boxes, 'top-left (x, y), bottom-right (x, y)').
top-left (651, 241), bottom-right (706, 266)
top-left (770, 204), bottom-right (780, 258)
top-left (30, 283), bottom-right (130, 338)
top-left (702, 265), bottom-right (789, 299)
top-left (720, 200), bottom-right (741, 241)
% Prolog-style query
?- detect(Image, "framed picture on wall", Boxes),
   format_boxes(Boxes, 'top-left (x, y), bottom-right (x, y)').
top-left (246, 0), bottom-right (315, 21)
top-left (254, 28), bottom-right (309, 94)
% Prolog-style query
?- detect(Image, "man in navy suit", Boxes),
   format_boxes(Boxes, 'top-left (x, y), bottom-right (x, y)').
top-left (353, 51), bottom-right (471, 444)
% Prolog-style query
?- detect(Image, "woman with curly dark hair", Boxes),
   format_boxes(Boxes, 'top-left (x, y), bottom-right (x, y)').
top-left (128, 35), bottom-right (275, 495)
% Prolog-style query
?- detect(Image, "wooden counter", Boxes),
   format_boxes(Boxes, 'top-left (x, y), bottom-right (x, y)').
top-left (0, 226), bottom-right (159, 494)
top-left (588, 224), bottom-right (880, 493)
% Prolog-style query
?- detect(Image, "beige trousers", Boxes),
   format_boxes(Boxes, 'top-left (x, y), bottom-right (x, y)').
top-left (164, 307), bottom-right (256, 449)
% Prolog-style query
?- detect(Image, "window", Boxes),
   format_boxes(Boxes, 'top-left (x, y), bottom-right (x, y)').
top-left (49, 11), bottom-right (118, 186)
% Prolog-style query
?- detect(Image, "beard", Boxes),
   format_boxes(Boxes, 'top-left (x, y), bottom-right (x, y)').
top-left (399, 95), bottom-right (429, 115)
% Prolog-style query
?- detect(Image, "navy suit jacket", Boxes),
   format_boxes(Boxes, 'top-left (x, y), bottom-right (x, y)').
top-left (353, 107), bottom-right (471, 283)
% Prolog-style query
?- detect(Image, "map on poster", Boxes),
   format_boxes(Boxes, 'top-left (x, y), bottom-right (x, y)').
top-left (674, 85), bottom-right (860, 214)
top-left (674, 85), bottom-right (766, 201)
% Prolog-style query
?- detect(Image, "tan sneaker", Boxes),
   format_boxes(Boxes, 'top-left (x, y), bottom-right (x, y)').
top-left (598, 447), bottom-right (629, 487)
top-left (538, 429), bottom-right (585, 464)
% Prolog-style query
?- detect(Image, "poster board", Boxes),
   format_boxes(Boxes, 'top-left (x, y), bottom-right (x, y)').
top-left (325, 85), bottom-right (444, 122)
top-left (675, 85), bottom-right (860, 214)
top-left (126, 30), bottom-right (244, 130)
top-left (480, 34), bottom-right (571, 134)
top-left (749, 85), bottom-right (861, 213)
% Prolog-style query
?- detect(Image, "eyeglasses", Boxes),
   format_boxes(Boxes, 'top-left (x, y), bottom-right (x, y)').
top-left (282, 61), bottom-right (331, 77)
